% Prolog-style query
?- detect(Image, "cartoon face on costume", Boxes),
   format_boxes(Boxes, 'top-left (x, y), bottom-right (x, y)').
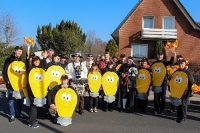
top-left (169, 71), bottom-right (188, 98)
top-left (29, 68), bottom-right (48, 98)
top-left (102, 72), bottom-right (119, 96)
top-left (151, 62), bottom-right (166, 86)
top-left (88, 72), bottom-right (102, 92)
top-left (55, 88), bottom-right (78, 117)
top-left (136, 69), bottom-right (151, 93)
top-left (7, 61), bottom-right (26, 90)
top-left (46, 65), bottom-right (66, 90)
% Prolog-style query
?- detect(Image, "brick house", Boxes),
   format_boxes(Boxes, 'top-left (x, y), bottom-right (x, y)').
top-left (111, 0), bottom-right (200, 61)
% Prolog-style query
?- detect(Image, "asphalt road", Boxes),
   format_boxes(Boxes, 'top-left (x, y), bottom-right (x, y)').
top-left (0, 84), bottom-right (200, 133)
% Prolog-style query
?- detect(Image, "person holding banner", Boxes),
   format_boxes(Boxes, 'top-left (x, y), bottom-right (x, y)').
top-left (2, 46), bottom-right (25, 123)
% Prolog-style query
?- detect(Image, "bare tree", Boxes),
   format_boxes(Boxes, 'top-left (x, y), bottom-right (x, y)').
top-left (0, 11), bottom-right (20, 46)
top-left (84, 30), bottom-right (107, 56)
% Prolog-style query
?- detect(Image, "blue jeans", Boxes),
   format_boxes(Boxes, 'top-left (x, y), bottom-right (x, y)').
top-left (7, 88), bottom-right (22, 116)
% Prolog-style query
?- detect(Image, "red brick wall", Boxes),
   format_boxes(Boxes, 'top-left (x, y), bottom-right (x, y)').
top-left (118, 0), bottom-right (200, 61)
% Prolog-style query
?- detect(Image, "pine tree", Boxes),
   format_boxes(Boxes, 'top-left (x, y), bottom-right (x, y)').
top-left (105, 39), bottom-right (118, 57)
top-left (154, 40), bottom-right (166, 59)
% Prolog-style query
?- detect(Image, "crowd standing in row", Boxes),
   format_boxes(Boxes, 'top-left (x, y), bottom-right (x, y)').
top-left (2, 46), bottom-right (193, 128)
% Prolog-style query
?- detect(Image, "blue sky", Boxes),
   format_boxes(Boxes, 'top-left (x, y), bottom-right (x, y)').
top-left (0, 0), bottom-right (200, 45)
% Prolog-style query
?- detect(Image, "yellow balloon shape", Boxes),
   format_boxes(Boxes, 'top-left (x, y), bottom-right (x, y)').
top-left (151, 62), bottom-right (166, 86)
top-left (102, 72), bottom-right (119, 96)
top-left (169, 71), bottom-right (188, 98)
top-left (55, 88), bottom-right (78, 117)
top-left (136, 69), bottom-right (151, 93)
top-left (7, 61), bottom-right (26, 91)
top-left (46, 65), bottom-right (66, 90)
top-left (167, 65), bottom-right (179, 76)
top-left (29, 68), bottom-right (48, 98)
top-left (88, 72), bottom-right (102, 92)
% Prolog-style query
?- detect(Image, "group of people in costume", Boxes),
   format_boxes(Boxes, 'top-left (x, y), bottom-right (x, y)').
top-left (2, 46), bottom-right (194, 128)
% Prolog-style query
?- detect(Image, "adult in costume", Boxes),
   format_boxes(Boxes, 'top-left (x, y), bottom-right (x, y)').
top-left (2, 46), bottom-right (25, 123)
top-left (169, 59), bottom-right (193, 123)
top-left (65, 52), bottom-right (88, 115)
top-left (151, 50), bottom-right (175, 114)
top-left (26, 55), bottom-right (47, 128)
top-left (117, 56), bottom-right (138, 113)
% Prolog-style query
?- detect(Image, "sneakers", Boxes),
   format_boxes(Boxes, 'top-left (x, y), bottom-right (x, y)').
top-left (93, 108), bottom-right (98, 113)
top-left (9, 116), bottom-right (15, 123)
top-left (90, 108), bottom-right (93, 113)
top-left (28, 123), bottom-right (39, 128)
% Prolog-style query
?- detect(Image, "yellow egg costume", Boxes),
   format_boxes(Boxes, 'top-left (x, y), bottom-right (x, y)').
top-left (88, 72), bottom-right (102, 97)
top-left (136, 69), bottom-right (151, 93)
top-left (7, 61), bottom-right (26, 91)
top-left (151, 62), bottom-right (166, 86)
top-left (102, 72), bottom-right (119, 103)
top-left (46, 65), bottom-right (66, 90)
top-left (169, 71), bottom-right (188, 99)
top-left (55, 88), bottom-right (78, 126)
top-left (29, 68), bottom-right (48, 107)
top-left (7, 61), bottom-right (26, 99)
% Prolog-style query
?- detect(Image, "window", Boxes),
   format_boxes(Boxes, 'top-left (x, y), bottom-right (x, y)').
top-left (163, 16), bottom-right (175, 29)
top-left (131, 44), bottom-right (148, 58)
top-left (143, 16), bottom-right (154, 28)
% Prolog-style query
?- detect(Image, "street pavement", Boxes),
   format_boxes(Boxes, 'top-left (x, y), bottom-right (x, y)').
top-left (0, 84), bottom-right (200, 133)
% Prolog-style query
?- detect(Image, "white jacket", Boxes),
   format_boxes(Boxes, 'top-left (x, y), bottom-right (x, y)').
top-left (65, 62), bottom-right (88, 79)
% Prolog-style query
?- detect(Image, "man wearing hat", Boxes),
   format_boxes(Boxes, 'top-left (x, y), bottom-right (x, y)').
top-left (82, 53), bottom-right (94, 71)
top-left (65, 52), bottom-right (88, 115)
top-left (117, 56), bottom-right (138, 113)
top-left (175, 59), bottom-right (193, 123)
top-left (2, 46), bottom-right (25, 123)
top-left (151, 50), bottom-right (176, 115)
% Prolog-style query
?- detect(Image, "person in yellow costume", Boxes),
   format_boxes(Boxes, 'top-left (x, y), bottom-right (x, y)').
top-left (26, 53), bottom-right (48, 128)
top-left (47, 74), bottom-right (78, 125)
top-left (171, 59), bottom-right (193, 123)
top-left (151, 50), bottom-right (175, 115)
top-left (2, 46), bottom-right (25, 123)
top-left (136, 57), bottom-right (152, 114)
top-left (101, 61), bottom-right (118, 112)
top-left (87, 63), bottom-right (102, 113)
top-left (168, 54), bottom-right (183, 113)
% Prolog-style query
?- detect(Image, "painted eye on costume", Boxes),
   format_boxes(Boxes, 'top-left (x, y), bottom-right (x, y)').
top-left (34, 73), bottom-right (39, 80)
top-left (142, 74), bottom-right (146, 80)
top-left (157, 67), bottom-right (161, 73)
top-left (106, 76), bottom-right (111, 82)
top-left (51, 70), bottom-right (56, 76)
top-left (55, 71), bottom-right (60, 77)
top-left (110, 76), bottom-right (114, 82)
top-left (14, 66), bottom-right (18, 73)
top-left (94, 75), bottom-right (98, 80)
top-left (61, 93), bottom-right (67, 100)
top-left (39, 74), bottom-right (43, 81)
top-left (18, 67), bottom-right (22, 74)
top-left (175, 76), bottom-right (182, 83)
top-left (139, 74), bottom-right (143, 79)
top-left (91, 75), bottom-right (95, 80)
top-left (66, 94), bottom-right (71, 101)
